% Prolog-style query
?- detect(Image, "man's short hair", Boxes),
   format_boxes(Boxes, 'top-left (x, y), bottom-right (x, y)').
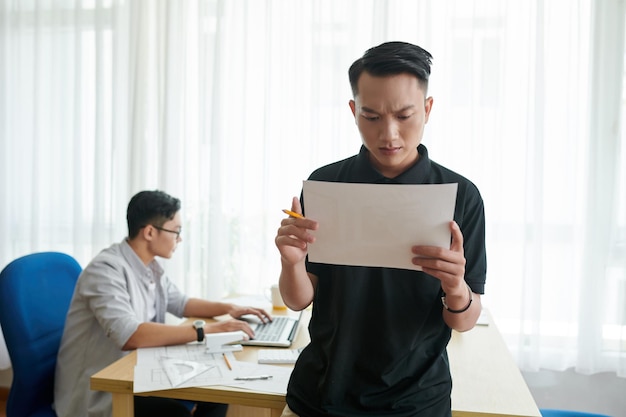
top-left (126, 190), bottom-right (181, 238)
top-left (348, 41), bottom-right (433, 97)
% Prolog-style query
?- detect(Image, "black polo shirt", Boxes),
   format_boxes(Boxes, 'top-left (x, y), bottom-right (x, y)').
top-left (286, 144), bottom-right (487, 417)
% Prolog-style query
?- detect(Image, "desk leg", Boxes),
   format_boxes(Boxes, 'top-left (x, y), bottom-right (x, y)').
top-left (270, 407), bottom-right (283, 417)
top-left (111, 392), bottom-right (134, 417)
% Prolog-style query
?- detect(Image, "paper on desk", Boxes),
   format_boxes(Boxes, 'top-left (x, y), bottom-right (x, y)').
top-left (220, 357), bottom-right (293, 395)
top-left (160, 357), bottom-right (214, 387)
top-left (134, 344), bottom-right (236, 393)
top-left (302, 180), bottom-right (458, 271)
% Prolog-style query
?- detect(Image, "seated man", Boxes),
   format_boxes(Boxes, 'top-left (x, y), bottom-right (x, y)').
top-left (54, 189), bottom-right (271, 417)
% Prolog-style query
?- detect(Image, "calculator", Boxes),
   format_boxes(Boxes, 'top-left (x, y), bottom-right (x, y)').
top-left (257, 347), bottom-right (303, 364)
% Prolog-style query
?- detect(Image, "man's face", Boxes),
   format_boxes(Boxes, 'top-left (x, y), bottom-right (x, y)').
top-left (349, 72), bottom-right (433, 178)
top-left (148, 211), bottom-right (182, 259)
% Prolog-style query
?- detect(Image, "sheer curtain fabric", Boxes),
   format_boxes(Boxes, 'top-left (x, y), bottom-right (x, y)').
top-left (0, 0), bottom-right (624, 377)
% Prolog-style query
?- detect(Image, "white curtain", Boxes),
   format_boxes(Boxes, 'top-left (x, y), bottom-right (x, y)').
top-left (0, 0), bottom-right (624, 377)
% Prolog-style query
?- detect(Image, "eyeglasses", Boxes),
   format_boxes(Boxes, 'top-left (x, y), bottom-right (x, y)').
top-left (151, 225), bottom-right (182, 239)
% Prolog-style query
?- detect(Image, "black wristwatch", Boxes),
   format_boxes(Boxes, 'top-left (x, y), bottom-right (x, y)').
top-left (193, 320), bottom-right (206, 342)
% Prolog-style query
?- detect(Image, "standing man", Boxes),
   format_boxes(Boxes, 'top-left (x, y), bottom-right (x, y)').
top-left (275, 41), bottom-right (486, 416)
top-left (54, 190), bottom-right (271, 417)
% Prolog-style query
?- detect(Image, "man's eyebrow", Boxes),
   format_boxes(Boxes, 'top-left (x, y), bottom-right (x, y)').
top-left (360, 105), bottom-right (415, 114)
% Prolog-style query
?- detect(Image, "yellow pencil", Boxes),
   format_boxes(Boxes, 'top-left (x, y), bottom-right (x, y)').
top-left (223, 353), bottom-right (233, 370)
top-left (282, 209), bottom-right (305, 219)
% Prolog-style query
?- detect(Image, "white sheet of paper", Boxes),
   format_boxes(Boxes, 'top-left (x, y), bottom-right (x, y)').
top-left (134, 344), bottom-right (235, 393)
top-left (160, 357), bottom-right (215, 387)
top-left (134, 345), bottom-right (293, 394)
top-left (302, 180), bottom-right (458, 271)
top-left (220, 358), bottom-right (293, 395)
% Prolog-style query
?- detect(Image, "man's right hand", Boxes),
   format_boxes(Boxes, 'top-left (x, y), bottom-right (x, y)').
top-left (206, 319), bottom-right (257, 339)
top-left (275, 197), bottom-right (319, 266)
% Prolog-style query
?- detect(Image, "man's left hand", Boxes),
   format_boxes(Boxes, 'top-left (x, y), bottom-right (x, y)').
top-left (411, 220), bottom-right (466, 296)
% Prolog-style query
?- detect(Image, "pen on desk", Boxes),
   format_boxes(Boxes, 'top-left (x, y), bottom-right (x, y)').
top-left (223, 353), bottom-right (233, 370)
top-left (282, 209), bottom-right (304, 219)
top-left (234, 375), bottom-right (273, 381)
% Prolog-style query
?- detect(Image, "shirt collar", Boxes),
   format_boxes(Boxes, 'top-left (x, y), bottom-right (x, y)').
top-left (354, 143), bottom-right (432, 184)
top-left (120, 239), bottom-right (164, 278)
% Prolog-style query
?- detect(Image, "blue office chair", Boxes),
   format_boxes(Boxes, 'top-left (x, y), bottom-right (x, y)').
top-left (541, 409), bottom-right (612, 417)
top-left (0, 252), bottom-right (81, 417)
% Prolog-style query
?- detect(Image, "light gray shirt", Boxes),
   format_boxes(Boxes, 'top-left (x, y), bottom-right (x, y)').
top-left (53, 240), bottom-right (189, 417)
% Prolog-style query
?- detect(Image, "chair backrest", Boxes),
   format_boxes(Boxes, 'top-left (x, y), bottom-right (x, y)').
top-left (0, 252), bottom-right (81, 417)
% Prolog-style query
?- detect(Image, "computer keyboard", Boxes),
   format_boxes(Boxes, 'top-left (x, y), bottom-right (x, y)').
top-left (253, 316), bottom-right (289, 341)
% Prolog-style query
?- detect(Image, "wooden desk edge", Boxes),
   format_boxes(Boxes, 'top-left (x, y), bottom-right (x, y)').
top-left (90, 352), bottom-right (135, 394)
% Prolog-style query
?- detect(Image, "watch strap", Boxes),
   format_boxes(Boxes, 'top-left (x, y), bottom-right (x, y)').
top-left (194, 324), bottom-right (205, 342)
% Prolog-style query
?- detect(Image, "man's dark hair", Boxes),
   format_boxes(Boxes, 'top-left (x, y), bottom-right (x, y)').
top-left (348, 41), bottom-right (433, 97)
top-left (126, 190), bottom-right (181, 238)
